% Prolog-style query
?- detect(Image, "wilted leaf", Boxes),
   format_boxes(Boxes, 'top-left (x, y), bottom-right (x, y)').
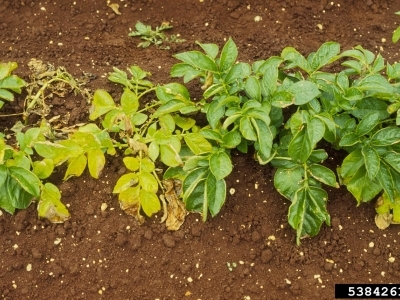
top-left (38, 183), bottom-right (70, 223)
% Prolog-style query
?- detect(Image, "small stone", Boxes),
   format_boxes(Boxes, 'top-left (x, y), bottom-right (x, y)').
top-left (26, 264), bottom-right (32, 272)
top-left (388, 257), bottom-right (395, 263)
top-left (100, 203), bottom-right (108, 212)
top-left (254, 16), bottom-right (262, 22)
top-left (369, 242), bottom-right (374, 248)
top-left (229, 188), bottom-right (235, 195)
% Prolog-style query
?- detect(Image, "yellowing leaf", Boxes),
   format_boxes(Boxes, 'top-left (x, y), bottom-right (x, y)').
top-left (38, 183), bottom-right (70, 223)
top-left (140, 189), bottom-right (160, 217)
top-left (140, 171), bottom-right (158, 193)
top-left (87, 149), bottom-right (105, 179)
top-left (64, 154), bottom-right (87, 180)
top-left (123, 156), bottom-right (140, 171)
top-left (113, 173), bottom-right (138, 193)
top-left (33, 159), bottom-right (54, 179)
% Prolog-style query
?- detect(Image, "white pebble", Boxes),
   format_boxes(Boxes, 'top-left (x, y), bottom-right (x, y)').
top-left (54, 238), bottom-right (62, 245)
top-left (26, 264), bottom-right (32, 272)
top-left (388, 257), bottom-right (395, 263)
top-left (254, 16), bottom-right (262, 22)
top-left (317, 24), bottom-right (323, 30)
top-left (101, 203), bottom-right (108, 211)
top-left (229, 188), bottom-right (235, 195)
top-left (369, 242), bottom-right (374, 248)
top-left (187, 277), bottom-right (193, 282)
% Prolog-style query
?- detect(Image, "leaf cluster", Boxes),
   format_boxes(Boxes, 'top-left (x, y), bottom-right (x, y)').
top-left (128, 21), bottom-right (185, 50)
top-left (0, 62), bottom-right (26, 109)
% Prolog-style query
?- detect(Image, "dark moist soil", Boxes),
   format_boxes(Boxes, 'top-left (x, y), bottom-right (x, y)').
top-left (1, 1), bottom-right (400, 299)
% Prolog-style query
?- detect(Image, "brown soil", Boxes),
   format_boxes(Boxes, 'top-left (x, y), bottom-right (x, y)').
top-left (1, 1), bottom-right (400, 299)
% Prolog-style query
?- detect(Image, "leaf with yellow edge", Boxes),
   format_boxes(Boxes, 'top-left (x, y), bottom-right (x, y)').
top-left (140, 189), bottom-right (160, 217)
top-left (64, 154), bottom-right (87, 180)
top-left (87, 149), bottom-right (105, 179)
top-left (38, 183), bottom-right (70, 223)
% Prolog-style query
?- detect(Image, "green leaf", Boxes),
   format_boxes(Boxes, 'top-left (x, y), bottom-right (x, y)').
top-left (160, 137), bottom-right (182, 167)
top-left (362, 146), bottom-right (380, 179)
top-left (356, 74), bottom-right (394, 95)
top-left (203, 83), bottom-right (225, 99)
top-left (33, 159), bottom-right (54, 179)
top-left (196, 42), bottom-right (219, 59)
top-left (376, 162), bottom-right (395, 202)
top-left (0, 75), bottom-right (26, 93)
top-left (207, 100), bottom-right (226, 129)
top-left (184, 133), bottom-right (213, 155)
top-left (384, 152), bottom-right (400, 174)
top-left (156, 83), bottom-right (191, 103)
top-left (309, 42), bottom-right (340, 71)
top-left (308, 164), bottom-right (338, 188)
top-left (174, 51), bottom-right (218, 72)
top-left (240, 117), bottom-right (257, 141)
top-left (153, 99), bottom-right (186, 117)
top-left (288, 128), bottom-right (312, 163)
top-left (281, 47), bottom-right (312, 74)
top-left (271, 91), bottom-right (294, 108)
top-left (288, 81), bottom-right (320, 105)
top-left (260, 57), bottom-right (283, 97)
top-left (209, 151), bottom-right (232, 180)
top-left (274, 166), bottom-right (304, 200)
top-left (222, 130), bottom-right (241, 148)
top-left (308, 117), bottom-right (325, 147)
top-left (245, 76), bottom-right (261, 101)
top-left (148, 141), bottom-right (160, 162)
top-left (392, 26), bottom-right (400, 43)
top-left (219, 38), bottom-right (238, 71)
top-left (339, 149), bottom-right (364, 184)
top-left (173, 115), bottom-right (196, 130)
top-left (371, 127), bottom-right (400, 146)
top-left (0, 175), bottom-right (35, 213)
top-left (89, 89), bottom-right (116, 120)
top-left (0, 89), bottom-right (14, 102)
top-left (163, 166), bottom-right (186, 181)
top-left (113, 173), bottom-right (139, 193)
top-left (159, 114), bottom-right (176, 132)
top-left (64, 154), bottom-right (87, 180)
top-left (38, 183), bottom-right (70, 223)
top-left (355, 112), bottom-right (380, 136)
top-left (345, 166), bottom-right (382, 203)
top-left (140, 189), bottom-right (160, 217)
top-left (288, 186), bottom-right (330, 245)
top-left (183, 167), bottom-right (208, 211)
top-left (224, 62), bottom-right (251, 83)
top-left (252, 118), bottom-right (273, 162)
top-left (121, 88), bottom-right (139, 114)
top-left (205, 172), bottom-right (226, 218)
top-left (9, 166), bottom-right (41, 197)
top-left (339, 132), bottom-right (361, 148)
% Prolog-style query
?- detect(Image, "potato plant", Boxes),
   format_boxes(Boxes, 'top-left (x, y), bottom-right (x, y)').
top-left (1, 36), bottom-right (400, 244)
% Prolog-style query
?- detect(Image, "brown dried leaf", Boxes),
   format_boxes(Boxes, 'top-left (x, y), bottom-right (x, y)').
top-left (107, 3), bottom-right (121, 15)
top-left (162, 179), bottom-right (187, 230)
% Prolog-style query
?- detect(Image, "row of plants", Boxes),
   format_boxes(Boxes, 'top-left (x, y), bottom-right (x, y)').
top-left (1, 36), bottom-right (400, 244)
